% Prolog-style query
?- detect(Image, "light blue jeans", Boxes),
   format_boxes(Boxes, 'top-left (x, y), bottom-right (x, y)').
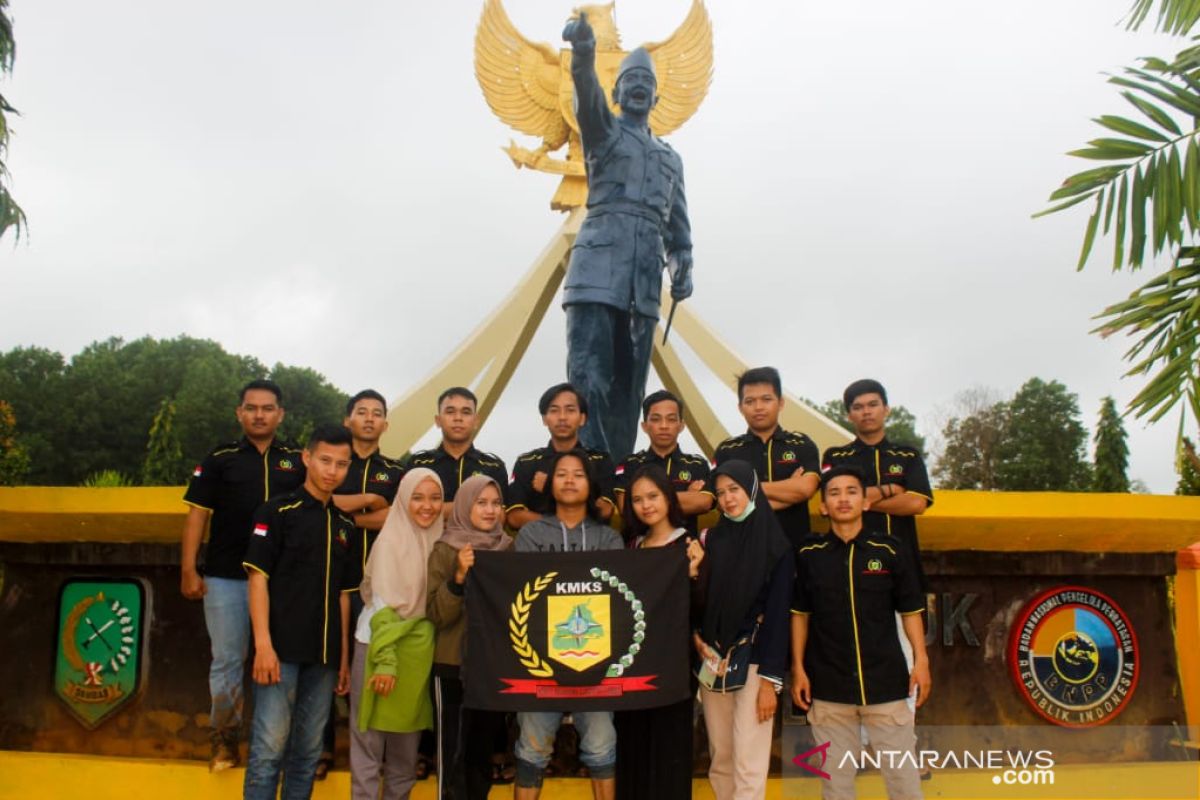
top-left (202, 576), bottom-right (250, 734)
top-left (243, 662), bottom-right (338, 800)
top-left (515, 710), bottom-right (616, 787)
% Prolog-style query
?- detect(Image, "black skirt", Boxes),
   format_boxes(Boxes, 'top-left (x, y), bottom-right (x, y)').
top-left (614, 694), bottom-right (695, 800)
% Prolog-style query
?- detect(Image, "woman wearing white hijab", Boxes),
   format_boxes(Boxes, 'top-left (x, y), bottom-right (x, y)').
top-left (350, 468), bottom-right (444, 800)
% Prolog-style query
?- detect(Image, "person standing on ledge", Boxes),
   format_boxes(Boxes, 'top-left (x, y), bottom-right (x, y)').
top-left (180, 379), bottom-right (306, 772)
top-left (407, 386), bottom-right (509, 512)
top-left (561, 10), bottom-right (694, 463)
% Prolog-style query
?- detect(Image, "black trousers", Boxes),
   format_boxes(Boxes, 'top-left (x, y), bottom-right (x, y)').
top-left (433, 669), bottom-right (506, 800)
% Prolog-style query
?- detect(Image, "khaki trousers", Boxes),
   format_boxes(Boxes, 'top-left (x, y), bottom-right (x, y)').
top-left (699, 664), bottom-right (774, 800)
top-left (809, 698), bottom-right (922, 800)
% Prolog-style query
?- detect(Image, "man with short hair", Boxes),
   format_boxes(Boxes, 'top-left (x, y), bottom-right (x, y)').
top-left (242, 423), bottom-right (359, 800)
top-left (315, 388), bottom-right (405, 778)
top-left (712, 367), bottom-right (820, 547)
top-left (506, 382), bottom-right (616, 531)
top-left (615, 389), bottom-right (713, 534)
top-left (407, 387), bottom-right (509, 511)
top-left (181, 379), bottom-right (306, 771)
top-left (821, 379), bottom-right (933, 593)
top-left (791, 466), bottom-right (931, 800)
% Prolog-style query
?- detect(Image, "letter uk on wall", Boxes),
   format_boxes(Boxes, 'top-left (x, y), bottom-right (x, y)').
top-left (463, 548), bottom-right (689, 711)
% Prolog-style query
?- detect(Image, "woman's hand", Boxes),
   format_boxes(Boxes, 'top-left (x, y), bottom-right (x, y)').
top-left (370, 674), bottom-right (396, 696)
top-left (454, 543), bottom-right (475, 584)
top-left (756, 680), bottom-right (778, 722)
top-left (685, 537), bottom-right (704, 578)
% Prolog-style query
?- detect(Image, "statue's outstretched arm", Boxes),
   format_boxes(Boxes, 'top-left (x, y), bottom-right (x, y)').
top-left (563, 12), bottom-right (613, 151)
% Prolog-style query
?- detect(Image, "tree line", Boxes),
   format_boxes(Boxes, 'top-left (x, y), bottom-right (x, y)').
top-left (0, 337), bottom-right (1193, 493)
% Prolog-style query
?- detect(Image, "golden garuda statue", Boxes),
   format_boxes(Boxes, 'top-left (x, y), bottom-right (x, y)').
top-left (474, 0), bottom-right (713, 210)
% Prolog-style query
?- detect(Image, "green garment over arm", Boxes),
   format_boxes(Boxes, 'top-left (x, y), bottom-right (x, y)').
top-left (357, 607), bottom-right (435, 733)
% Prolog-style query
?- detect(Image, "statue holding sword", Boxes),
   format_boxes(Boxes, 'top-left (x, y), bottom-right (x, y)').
top-left (561, 10), bottom-right (695, 462)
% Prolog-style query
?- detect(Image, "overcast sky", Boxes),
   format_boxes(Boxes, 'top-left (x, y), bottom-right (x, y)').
top-left (0, 1), bottom-right (1188, 491)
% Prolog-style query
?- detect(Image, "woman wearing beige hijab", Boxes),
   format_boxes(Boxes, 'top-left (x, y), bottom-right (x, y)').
top-left (350, 468), bottom-right (444, 800)
top-left (427, 474), bottom-right (511, 800)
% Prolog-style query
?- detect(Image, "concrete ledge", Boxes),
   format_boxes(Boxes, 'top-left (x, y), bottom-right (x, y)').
top-left (3, 487), bottom-right (1200, 552)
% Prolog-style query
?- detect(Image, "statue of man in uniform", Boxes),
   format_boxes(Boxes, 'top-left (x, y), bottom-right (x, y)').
top-left (561, 12), bottom-right (694, 462)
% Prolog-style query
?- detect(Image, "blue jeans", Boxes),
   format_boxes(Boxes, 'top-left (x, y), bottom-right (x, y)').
top-left (243, 662), bottom-right (338, 800)
top-left (515, 710), bottom-right (616, 787)
top-left (202, 576), bottom-right (250, 734)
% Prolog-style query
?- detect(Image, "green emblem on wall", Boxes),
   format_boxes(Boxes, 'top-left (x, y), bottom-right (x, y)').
top-left (54, 578), bottom-right (148, 728)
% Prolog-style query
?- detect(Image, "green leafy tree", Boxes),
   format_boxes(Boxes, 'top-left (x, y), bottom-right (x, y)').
top-left (1093, 396), bottom-right (1132, 492)
top-left (995, 378), bottom-right (1093, 492)
top-left (0, 399), bottom-right (29, 485)
top-left (1179, 437), bottom-right (1200, 494)
top-left (141, 398), bottom-right (185, 485)
top-left (0, 346), bottom-right (67, 482)
top-left (269, 364), bottom-right (349, 446)
top-left (933, 402), bottom-right (1008, 490)
top-left (0, 0), bottom-right (25, 242)
top-left (1038, 0), bottom-right (1200, 463)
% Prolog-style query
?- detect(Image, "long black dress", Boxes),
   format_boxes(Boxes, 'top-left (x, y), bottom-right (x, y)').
top-left (614, 531), bottom-right (696, 800)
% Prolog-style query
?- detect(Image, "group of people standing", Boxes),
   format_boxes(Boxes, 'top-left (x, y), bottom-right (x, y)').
top-left (180, 366), bottom-right (934, 800)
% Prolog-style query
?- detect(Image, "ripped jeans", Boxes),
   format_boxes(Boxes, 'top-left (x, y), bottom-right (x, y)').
top-left (514, 710), bottom-right (616, 787)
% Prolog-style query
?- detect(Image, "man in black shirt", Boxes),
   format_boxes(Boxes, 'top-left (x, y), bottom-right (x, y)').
top-left (506, 382), bottom-right (616, 530)
top-left (712, 367), bottom-right (820, 547)
top-left (791, 467), bottom-right (930, 800)
top-left (180, 379), bottom-right (305, 771)
top-left (614, 389), bottom-right (713, 535)
top-left (242, 424), bottom-right (359, 800)
top-left (407, 386), bottom-right (508, 509)
top-left (821, 379), bottom-right (934, 593)
top-left (332, 389), bottom-right (406, 570)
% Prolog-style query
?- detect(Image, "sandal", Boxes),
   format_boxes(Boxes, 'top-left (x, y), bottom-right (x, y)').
top-left (415, 756), bottom-right (431, 780)
top-left (314, 753), bottom-right (334, 781)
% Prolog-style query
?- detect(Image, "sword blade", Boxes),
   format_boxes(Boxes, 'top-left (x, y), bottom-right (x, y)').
top-left (663, 299), bottom-right (679, 345)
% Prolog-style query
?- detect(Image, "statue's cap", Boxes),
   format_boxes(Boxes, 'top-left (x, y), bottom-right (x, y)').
top-left (617, 47), bottom-right (656, 83)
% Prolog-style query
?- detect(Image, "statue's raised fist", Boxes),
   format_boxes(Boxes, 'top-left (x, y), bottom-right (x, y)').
top-left (562, 11), bottom-right (593, 45)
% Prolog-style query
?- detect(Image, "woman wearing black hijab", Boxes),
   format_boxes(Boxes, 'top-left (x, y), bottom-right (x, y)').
top-left (693, 459), bottom-right (793, 800)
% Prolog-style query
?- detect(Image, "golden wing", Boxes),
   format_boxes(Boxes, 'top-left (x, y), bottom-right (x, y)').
top-left (644, 0), bottom-right (714, 137)
top-left (475, 0), bottom-right (569, 150)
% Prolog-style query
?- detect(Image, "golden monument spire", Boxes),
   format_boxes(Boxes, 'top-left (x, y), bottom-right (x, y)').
top-left (474, 0), bottom-right (714, 210)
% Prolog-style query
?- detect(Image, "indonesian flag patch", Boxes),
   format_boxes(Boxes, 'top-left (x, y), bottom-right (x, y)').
top-left (614, 464), bottom-right (625, 475)
top-left (193, 465), bottom-right (203, 478)
top-left (253, 523), bottom-right (268, 537)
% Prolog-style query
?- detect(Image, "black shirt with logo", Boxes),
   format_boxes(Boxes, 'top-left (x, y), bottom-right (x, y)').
top-left (182, 437), bottom-right (306, 579)
top-left (334, 449), bottom-right (405, 571)
top-left (406, 443), bottom-right (508, 503)
top-left (792, 529), bottom-right (924, 705)
top-left (821, 438), bottom-right (934, 593)
top-left (615, 446), bottom-right (713, 534)
top-left (242, 487), bottom-right (360, 666)
top-left (712, 428), bottom-right (820, 547)
top-left (507, 441), bottom-right (616, 516)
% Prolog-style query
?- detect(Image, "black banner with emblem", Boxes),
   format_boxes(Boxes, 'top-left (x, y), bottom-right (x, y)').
top-left (462, 548), bottom-right (690, 711)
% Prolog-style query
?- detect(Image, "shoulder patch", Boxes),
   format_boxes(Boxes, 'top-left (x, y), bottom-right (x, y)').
top-left (679, 453), bottom-right (707, 464)
top-left (516, 450), bottom-right (544, 463)
top-left (825, 447), bottom-right (858, 459)
top-left (409, 453), bottom-right (437, 466)
top-left (865, 539), bottom-right (897, 556)
top-left (783, 432), bottom-right (811, 446)
top-left (797, 540), bottom-right (830, 554)
top-left (714, 437), bottom-right (744, 452)
top-left (277, 498), bottom-right (305, 513)
top-left (379, 456), bottom-right (406, 470)
top-left (885, 448), bottom-right (921, 459)
top-left (210, 442), bottom-right (241, 457)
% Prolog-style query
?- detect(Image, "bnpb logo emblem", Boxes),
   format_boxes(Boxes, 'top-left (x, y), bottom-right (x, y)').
top-left (1009, 585), bottom-right (1138, 728)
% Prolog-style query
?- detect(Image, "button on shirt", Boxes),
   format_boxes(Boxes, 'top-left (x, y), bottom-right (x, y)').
top-left (822, 439), bottom-right (934, 592)
top-left (507, 442), bottom-right (616, 516)
top-left (712, 428), bottom-right (820, 546)
top-left (242, 487), bottom-right (361, 666)
top-left (182, 438), bottom-right (306, 579)
top-left (407, 443), bottom-right (508, 503)
top-left (792, 530), bottom-right (925, 705)
top-left (615, 446), bottom-right (712, 534)
top-left (334, 449), bottom-right (406, 571)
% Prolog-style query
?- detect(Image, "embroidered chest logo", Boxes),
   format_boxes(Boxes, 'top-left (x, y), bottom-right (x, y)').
top-left (780, 451), bottom-right (797, 462)
top-left (888, 464), bottom-right (904, 476)
top-left (676, 470), bottom-right (691, 482)
top-left (275, 458), bottom-right (297, 471)
top-left (862, 558), bottom-right (889, 575)
top-left (372, 471), bottom-right (392, 483)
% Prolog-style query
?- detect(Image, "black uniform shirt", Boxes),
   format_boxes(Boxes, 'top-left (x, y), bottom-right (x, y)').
top-left (183, 437), bottom-right (306, 579)
top-left (615, 445), bottom-right (712, 534)
top-left (712, 428), bottom-right (820, 546)
top-left (507, 441), bottom-right (616, 515)
top-left (406, 443), bottom-right (508, 503)
top-left (792, 529), bottom-right (925, 705)
top-left (242, 487), bottom-right (360, 666)
top-left (334, 449), bottom-right (405, 571)
top-left (822, 438), bottom-right (934, 592)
